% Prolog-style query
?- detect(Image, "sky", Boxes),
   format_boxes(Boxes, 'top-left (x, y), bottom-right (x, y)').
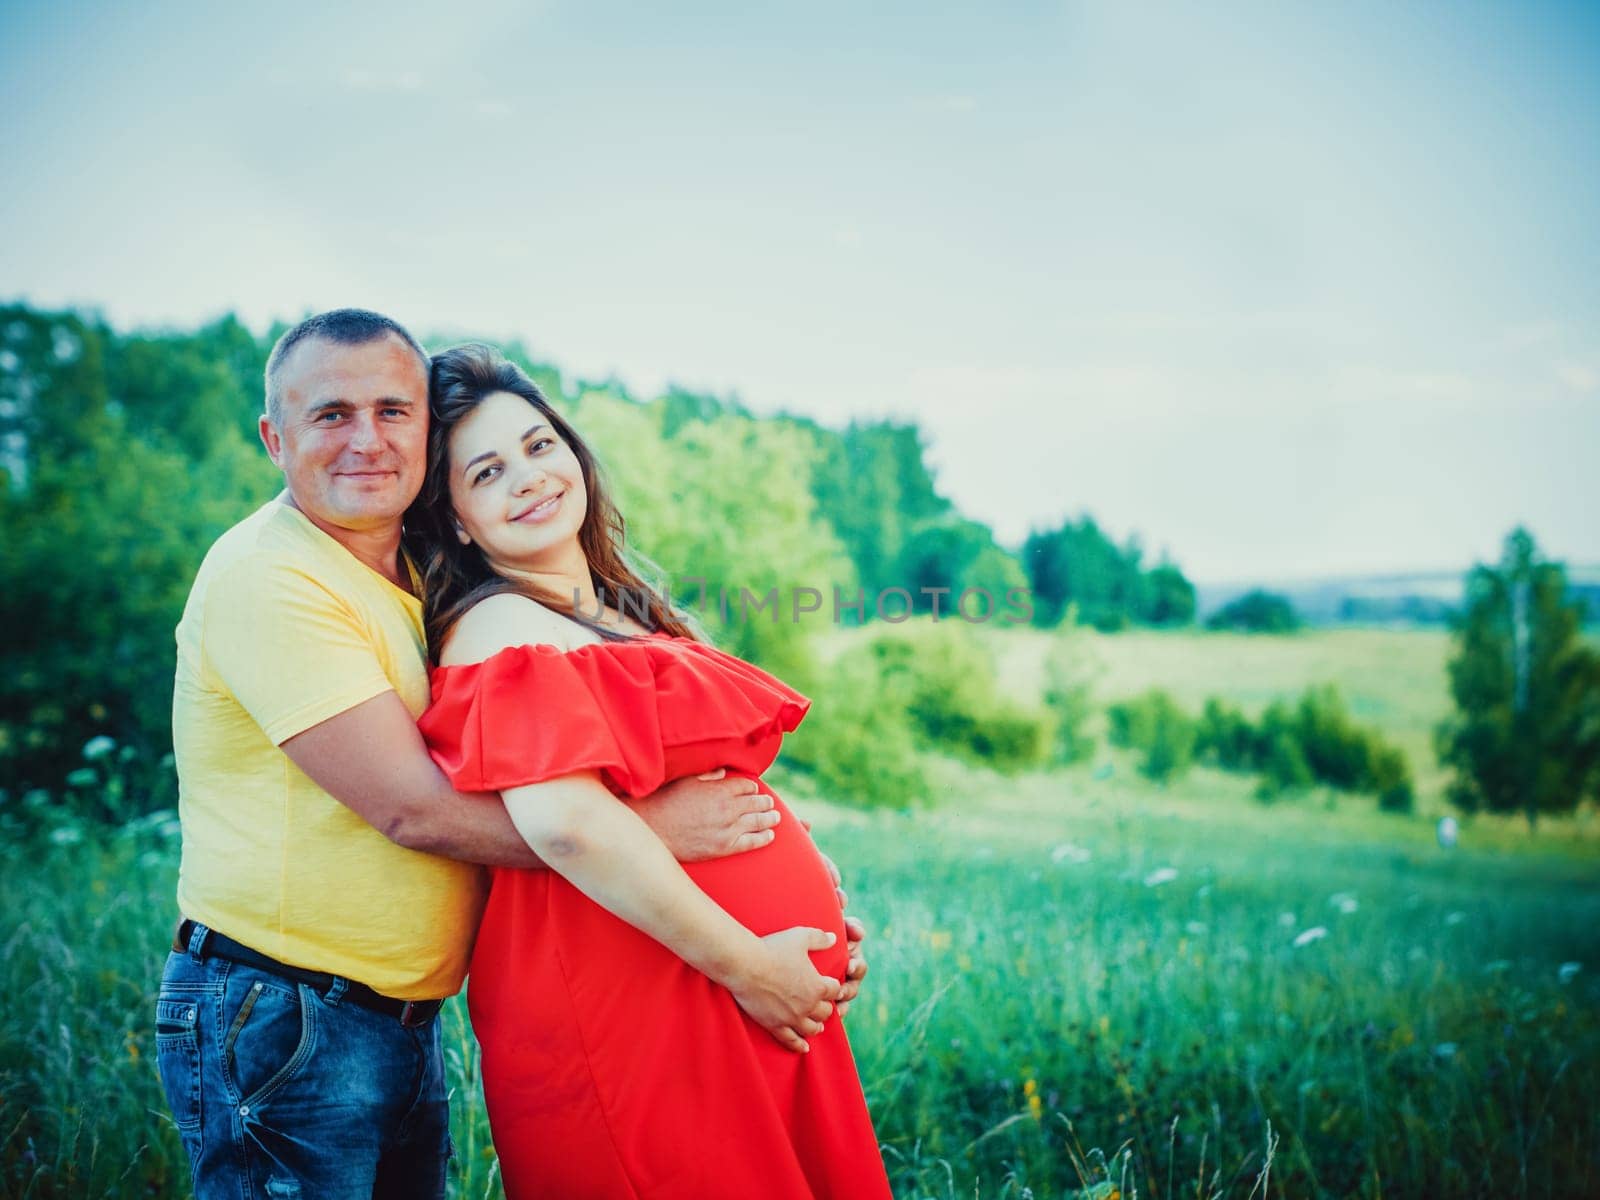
top-left (2, 0), bottom-right (1597, 582)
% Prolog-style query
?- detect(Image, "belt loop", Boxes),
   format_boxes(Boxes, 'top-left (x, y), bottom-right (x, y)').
top-left (186, 921), bottom-right (211, 962)
top-left (324, 975), bottom-right (349, 1006)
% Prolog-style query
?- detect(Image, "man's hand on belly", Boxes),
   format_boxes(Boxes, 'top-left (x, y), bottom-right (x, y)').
top-left (837, 915), bottom-right (868, 1017)
top-left (811, 847), bottom-right (868, 1015)
top-left (628, 768), bottom-right (781, 862)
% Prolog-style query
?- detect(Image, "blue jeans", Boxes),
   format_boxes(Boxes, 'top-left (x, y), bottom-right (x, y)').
top-left (155, 927), bottom-right (452, 1199)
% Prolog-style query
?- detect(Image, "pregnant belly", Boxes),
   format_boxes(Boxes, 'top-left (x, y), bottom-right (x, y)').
top-left (679, 787), bottom-right (849, 982)
top-left (468, 781), bottom-right (850, 1038)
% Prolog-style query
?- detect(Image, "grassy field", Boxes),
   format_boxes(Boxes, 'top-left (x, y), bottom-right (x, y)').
top-left (991, 626), bottom-right (1456, 805)
top-left (2, 629), bottom-right (1596, 1197)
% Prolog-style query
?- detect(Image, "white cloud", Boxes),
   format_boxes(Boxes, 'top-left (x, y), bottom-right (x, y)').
top-left (340, 68), bottom-right (423, 93)
top-left (1555, 362), bottom-right (1598, 394)
top-left (1496, 320), bottom-right (1563, 351)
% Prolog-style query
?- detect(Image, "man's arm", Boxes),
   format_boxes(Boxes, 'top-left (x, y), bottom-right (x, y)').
top-left (280, 690), bottom-right (543, 866)
top-left (279, 691), bottom-right (779, 867)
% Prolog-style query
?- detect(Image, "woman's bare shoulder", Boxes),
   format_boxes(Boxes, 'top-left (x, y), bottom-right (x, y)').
top-left (438, 592), bottom-right (585, 666)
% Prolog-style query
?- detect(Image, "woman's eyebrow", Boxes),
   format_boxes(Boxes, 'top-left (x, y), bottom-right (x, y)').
top-left (462, 448), bottom-right (499, 475)
top-left (461, 425), bottom-right (551, 476)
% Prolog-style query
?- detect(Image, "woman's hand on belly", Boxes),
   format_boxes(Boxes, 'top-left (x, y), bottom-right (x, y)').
top-left (724, 926), bottom-right (843, 1054)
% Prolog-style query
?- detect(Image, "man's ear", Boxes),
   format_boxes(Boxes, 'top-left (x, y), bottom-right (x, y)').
top-left (259, 414), bottom-right (284, 467)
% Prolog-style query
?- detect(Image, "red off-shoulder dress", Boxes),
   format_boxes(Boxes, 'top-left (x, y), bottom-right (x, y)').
top-left (419, 635), bottom-right (893, 1199)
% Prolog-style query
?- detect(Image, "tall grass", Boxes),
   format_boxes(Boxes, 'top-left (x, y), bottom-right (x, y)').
top-left (4, 629), bottom-right (1597, 1197)
top-left (3, 755), bottom-right (1595, 1198)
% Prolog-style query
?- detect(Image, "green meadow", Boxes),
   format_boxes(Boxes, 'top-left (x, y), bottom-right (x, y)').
top-left (2, 628), bottom-right (1597, 1198)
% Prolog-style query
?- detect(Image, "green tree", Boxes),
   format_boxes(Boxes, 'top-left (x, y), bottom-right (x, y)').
top-left (807, 419), bottom-right (949, 602)
top-left (1436, 528), bottom-right (1600, 826)
top-left (1206, 589), bottom-right (1301, 633)
top-left (1023, 518), bottom-right (1194, 630)
top-left (0, 306), bottom-right (279, 805)
top-left (1140, 561), bottom-right (1197, 626)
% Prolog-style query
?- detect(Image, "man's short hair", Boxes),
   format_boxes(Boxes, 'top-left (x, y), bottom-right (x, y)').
top-left (264, 308), bottom-right (429, 426)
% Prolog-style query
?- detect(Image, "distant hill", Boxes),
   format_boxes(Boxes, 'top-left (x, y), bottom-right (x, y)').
top-left (1197, 566), bottom-right (1600, 628)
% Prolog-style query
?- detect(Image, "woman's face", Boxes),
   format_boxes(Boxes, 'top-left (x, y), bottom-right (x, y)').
top-left (445, 390), bottom-right (589, 573)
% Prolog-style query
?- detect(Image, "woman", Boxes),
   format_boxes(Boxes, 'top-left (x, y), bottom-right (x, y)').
top-left (408, 344), bottom-right (893, 1198)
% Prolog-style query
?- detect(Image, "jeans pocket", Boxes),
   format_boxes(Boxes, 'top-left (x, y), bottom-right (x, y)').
top-left (223, 974), bottom-right (316, 1110)
top-left (154, 995), bottom-right (203, 1137)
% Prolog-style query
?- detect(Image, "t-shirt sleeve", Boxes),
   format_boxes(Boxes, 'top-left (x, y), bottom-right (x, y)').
top-left (201, 557), bottom-right (396, 745)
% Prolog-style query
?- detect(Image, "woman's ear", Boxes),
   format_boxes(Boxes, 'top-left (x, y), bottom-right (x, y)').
top-left (454, 521), bottom-right (471, 546)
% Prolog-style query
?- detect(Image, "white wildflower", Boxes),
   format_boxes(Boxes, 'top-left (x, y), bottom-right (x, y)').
top-left (1444, 911), bottom-right (1465, 926)
top-left (1143, 867), bottom-right (1178, 888)
top-left (1293, 926), bottom-right (1328, 948)
top-left (1050, 843), bottom-right (1092, 865)
top-left (82, 735), bottom-right (116, 761)
top-left (1558, 962), bottom-right (1582, 985)
top-left (1436, 816), bottom-right (1459, 848)
top-left (1330, 893), bottom-right (1359, 915)
top-left (1185, 921), bottom-right (1208, 935)
top-left (1278, 912), bottom-right (1297, 928)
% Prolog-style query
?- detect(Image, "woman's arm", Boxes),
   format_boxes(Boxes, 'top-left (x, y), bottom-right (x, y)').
top-left (441, 592), bottom-right (839, 1051)
top-left (503, 770), bottom-right (838, 1051)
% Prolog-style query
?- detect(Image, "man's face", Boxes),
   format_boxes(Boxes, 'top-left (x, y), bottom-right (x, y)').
top-left (259, 334), bottom-right (429, 536)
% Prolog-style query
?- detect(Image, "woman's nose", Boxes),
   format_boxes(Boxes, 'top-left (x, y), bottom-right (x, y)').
top-left (509, 458), bottom-right (547, 493)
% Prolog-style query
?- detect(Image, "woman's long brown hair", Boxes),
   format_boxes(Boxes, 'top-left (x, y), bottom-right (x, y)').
top-left (405, 343), bottom-right (697, 663)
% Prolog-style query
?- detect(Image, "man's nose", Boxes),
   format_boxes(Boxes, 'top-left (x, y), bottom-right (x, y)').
top-left (347, 411), bottom-right (383, 452)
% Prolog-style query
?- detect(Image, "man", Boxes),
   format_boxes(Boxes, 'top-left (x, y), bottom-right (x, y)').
top-left (156, 309), bottom-right (866, 1197)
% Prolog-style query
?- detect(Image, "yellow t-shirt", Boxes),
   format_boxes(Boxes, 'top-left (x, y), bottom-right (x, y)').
top-left (172, 499), bottom-right (486, 999)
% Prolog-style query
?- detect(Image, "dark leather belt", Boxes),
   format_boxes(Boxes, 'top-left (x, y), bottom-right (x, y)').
top-left (175, 919), bottom-right (445, 1029)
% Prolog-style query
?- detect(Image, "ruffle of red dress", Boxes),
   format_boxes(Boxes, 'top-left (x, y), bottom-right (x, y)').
top-left (420, 636), bottom-right (893, 1200)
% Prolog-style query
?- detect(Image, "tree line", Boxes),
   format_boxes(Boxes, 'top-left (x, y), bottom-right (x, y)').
top-left (0, 304), bottom-right (1195, 804)
top-left (2, 305), bottom-right (1593, 825)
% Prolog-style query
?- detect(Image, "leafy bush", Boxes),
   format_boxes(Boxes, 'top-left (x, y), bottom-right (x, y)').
top-left (1368, 742), bottom-right (1415, 812)
top-left (1191, 687), bottom-right (1415, 809)
top-left (779, 642), bottom-right (931, 808)
top-left (1253, 703), bottom-right (1315, 797)
top-left (1041, 635), bottom-right (1097, 765)
top-left (1294, 685), bottom-right (1377, 790)
top-left (868, 623), bottom-right (1052, 774)
top-left (1106, 689), bottom-right (1197, 783)
top-left (1195, 697), bottom-right (1256, 770)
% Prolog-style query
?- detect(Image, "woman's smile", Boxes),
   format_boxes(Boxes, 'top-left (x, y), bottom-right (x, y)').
top-left (511, 490), bottom-right (565, 524)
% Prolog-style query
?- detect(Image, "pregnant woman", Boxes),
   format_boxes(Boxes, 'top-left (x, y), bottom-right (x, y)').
top-left (409, 344), bottom-right (893, 1198)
